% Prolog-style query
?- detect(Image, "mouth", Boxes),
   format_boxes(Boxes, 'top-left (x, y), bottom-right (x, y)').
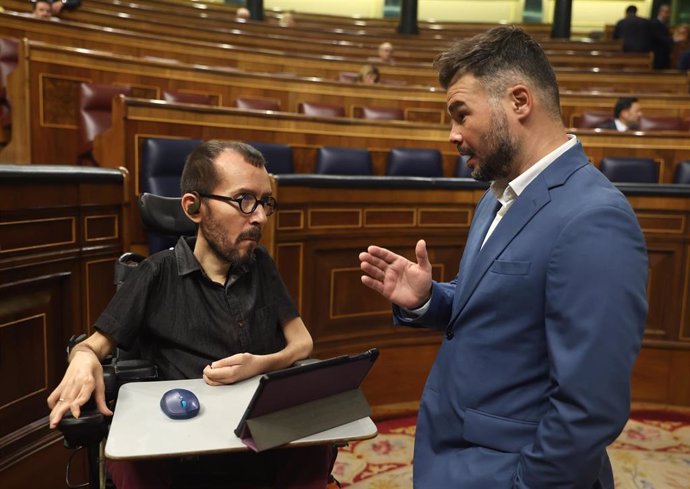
top-left (237, 229), bottom-right (262, 244)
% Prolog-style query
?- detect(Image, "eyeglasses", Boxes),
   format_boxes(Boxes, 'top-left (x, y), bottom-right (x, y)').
top-left (197, 192), bottom-right (278, 216)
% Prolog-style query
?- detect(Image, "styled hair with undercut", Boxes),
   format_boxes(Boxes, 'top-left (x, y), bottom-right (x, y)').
top-left (433, 25), bottom-right (562, 122)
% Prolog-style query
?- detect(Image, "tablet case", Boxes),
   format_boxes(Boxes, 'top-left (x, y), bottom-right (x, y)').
top-left (234, 348), bottom-right (379, 452)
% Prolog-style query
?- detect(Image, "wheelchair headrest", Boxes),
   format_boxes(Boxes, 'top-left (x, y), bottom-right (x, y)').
top-left (138, 193), bottom-right (197, 236)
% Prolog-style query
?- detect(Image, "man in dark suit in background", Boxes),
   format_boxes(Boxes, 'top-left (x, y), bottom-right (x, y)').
top-left (613, 5), bottom-right (653, 53)
top-left (651, 3), bottom-right (675, 69)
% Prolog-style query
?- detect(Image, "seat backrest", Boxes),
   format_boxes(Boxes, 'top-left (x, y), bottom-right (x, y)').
top-left (572, 111), bottom-right (614, 129)
top-left (361, 106), bottom-right (404, 121)
top-left (338, 72), bottom-right (358, 83)
top-left (0, 37), bottom-right (18, 88)
top-left (78, 83), bottom-right (132, 162)
top-left (248, 141), bottom-right (294, 174)
top-left (599, 157), bottom-right (658, 183)
top-left (455, 155), bottom-right (473, 178)
top-left (235, 97), bottom-right (281, 111)
top-left (298, 101), bottom-right (346, 118)
top-left (673, 160), bottom-right (690, 183)
top-left (386, 148), bottom-right (443, 177)
top-left (140, 137), bottom-right (202, 253)
top-left (639, 115), bottom-right (689, 131)
top-left (316, 147), bottom-right (373, 175)
top-left (162, 91), bottom-right (215, 106)
top-left (140, 137), bottom-right (202, 196)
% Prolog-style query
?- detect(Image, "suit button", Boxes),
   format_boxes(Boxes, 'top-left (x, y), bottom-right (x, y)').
top-left (446, 330), bottom-right (454, 340)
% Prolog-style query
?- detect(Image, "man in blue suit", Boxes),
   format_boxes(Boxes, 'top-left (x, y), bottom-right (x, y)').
top-left (359, 26), bottom-right (648, 489)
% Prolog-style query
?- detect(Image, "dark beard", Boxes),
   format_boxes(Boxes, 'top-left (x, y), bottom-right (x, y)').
top-left (471, 109), bottom-right (518, 182)
top-left (201, 214), bottom-right (261, 267)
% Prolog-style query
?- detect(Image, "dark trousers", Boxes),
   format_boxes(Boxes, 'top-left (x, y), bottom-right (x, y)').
top-left (107, 445), bottom-right (337, 489)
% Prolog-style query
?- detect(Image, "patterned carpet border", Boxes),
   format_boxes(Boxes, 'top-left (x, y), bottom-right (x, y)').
top-left (334, 409), bottom-right (690, 488)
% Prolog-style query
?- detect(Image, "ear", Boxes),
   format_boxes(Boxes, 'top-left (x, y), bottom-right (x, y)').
top-left (181, 192), bottom-right (202, 223)
top-left (509, 85), bottom-right (532, 120)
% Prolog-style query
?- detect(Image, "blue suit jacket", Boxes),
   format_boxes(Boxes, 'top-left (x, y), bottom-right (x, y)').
top-left (394, 142), bottom-right (648, 489)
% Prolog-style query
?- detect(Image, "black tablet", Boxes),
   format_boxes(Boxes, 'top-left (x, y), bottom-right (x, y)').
top-left (234, 348), bottom-right (379, 440)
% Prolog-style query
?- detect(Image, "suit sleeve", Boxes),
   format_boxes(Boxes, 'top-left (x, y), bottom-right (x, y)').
top-left (392, 279), bottom-right (457, 330)
top-left (514, 203), bottom-right (648, 488)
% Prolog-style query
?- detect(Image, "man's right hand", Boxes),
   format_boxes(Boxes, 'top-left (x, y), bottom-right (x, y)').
top-left (359, 239), bottom-right (433, 309)
top-left (47, 335), bottom-right (114, 429)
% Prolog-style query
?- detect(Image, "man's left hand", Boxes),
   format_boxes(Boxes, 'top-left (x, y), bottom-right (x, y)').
top-left (202, 352), bottom-right (263, 385)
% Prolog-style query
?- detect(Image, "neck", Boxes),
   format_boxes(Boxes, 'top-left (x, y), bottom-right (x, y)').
top-left (511, 117), bottom-right (569, 179)
top-left (193, 237), bottom-right (231, 285)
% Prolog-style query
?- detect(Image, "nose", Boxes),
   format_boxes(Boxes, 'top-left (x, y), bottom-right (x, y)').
top-left (449, 122), bottom-right (463, 145)
top-left (249, 202), bottom-right (268, 225)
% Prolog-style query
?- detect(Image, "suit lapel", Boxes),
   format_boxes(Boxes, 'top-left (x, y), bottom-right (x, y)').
top-left (457, 194), bottom-right (500, 282)
top-left (448, 141), bottom-right (589, 327)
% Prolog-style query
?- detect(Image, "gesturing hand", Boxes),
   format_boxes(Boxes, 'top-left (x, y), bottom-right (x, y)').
top-left (359, 239), bottom-right (433, 309)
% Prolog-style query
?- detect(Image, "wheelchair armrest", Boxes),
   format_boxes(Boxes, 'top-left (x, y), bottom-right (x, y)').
top-left (57, 357), bottom-right (158, 449)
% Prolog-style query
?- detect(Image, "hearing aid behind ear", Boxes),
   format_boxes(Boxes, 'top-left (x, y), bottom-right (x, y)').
top-left (187, 191), bottom-right (201, 214)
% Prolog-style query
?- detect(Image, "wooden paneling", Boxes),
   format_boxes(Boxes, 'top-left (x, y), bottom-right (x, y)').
top-left (270, 177), bottom-right (690, 412)
top-left (3, 37), bottom-right (690, 168)
top-left (89, 97), bottom-right (690, 252)
top-left (0, 166), bottom-right (124, 483)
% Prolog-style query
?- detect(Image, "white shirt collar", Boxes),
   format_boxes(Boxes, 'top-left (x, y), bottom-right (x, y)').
top-left (614, 119), bottom-right (628, 131)
top-left (490, 134), bottom-right (577, 205)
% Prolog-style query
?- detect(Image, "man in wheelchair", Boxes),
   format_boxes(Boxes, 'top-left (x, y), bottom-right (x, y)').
top-left (47, 140), bottom-right (337, 488)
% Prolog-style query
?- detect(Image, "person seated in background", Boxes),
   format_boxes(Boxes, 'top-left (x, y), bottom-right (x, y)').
top-left (235, 6), bottom-right (250, 20)
top-left (356, 64), bottom-right (380, 85)
top-left (50, 0), bottom-right (81, 16)
top-left (279, 10), bottom-right (296, 27)
top-left (47, 140), bottom-right (337, 489)
top-left (31, 0), bottom-right (53, 19)
top-left (599, 97), bottom-right (642, 131)
top-left (612, 5), bottom-right (652, 53)
top-left (369, 42), bottom-right (395, 65)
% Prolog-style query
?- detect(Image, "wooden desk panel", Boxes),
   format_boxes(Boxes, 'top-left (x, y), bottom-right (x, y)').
top-left (269, 177), bottom-right (690, 411)
top-left (90, 97), bottom-right (690, 249)
top-left (0, 165), bottom-right (124, 479)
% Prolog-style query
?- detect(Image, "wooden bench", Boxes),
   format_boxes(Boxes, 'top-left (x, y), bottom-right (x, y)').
top-left (88, 96), bottom-right (690, 255)
top-left (3, 36), bottom-right (690, 168)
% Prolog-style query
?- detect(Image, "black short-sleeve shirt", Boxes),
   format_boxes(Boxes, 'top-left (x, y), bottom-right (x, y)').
top-left (95, 237), bottom-right (298, 380)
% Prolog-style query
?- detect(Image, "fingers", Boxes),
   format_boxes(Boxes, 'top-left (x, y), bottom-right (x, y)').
top-left (93, 374), bottom-right (113, 417)
top-left (415, 239), bottom-right (431, 269)
top-left (210, 353), bottom-right (244, 369)
top-left (363, 245), bottom-right (399, 265)
top-left (202, 368), bottom-right (222, 386)
top-left (203, 364), bottom-right (240, 385)
top-left (49, 399), bottom-right (73, 429)
top-left (360, 274), bottom-right (384, 294)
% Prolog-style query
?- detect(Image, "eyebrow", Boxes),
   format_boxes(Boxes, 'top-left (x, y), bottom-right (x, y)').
top-left (228, 187), bottom-right (273, 197)
top-left (447, 101), bottom-right (466, 115)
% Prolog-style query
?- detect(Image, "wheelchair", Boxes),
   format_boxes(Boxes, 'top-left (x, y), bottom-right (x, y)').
top-left (58, 193), bottom-right (195, 488)
top-left (57, 193), bottom-right (341, 488)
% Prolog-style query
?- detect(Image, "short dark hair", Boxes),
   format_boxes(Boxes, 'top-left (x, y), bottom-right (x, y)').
top-left (614, 97), bottom-right (638, 118)
top-left (180, 140), bottom-right (266, 194)
top-left (626, 5), bottom-right (637, 15)
top-left (433, 25), bottom-right (562, 121)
